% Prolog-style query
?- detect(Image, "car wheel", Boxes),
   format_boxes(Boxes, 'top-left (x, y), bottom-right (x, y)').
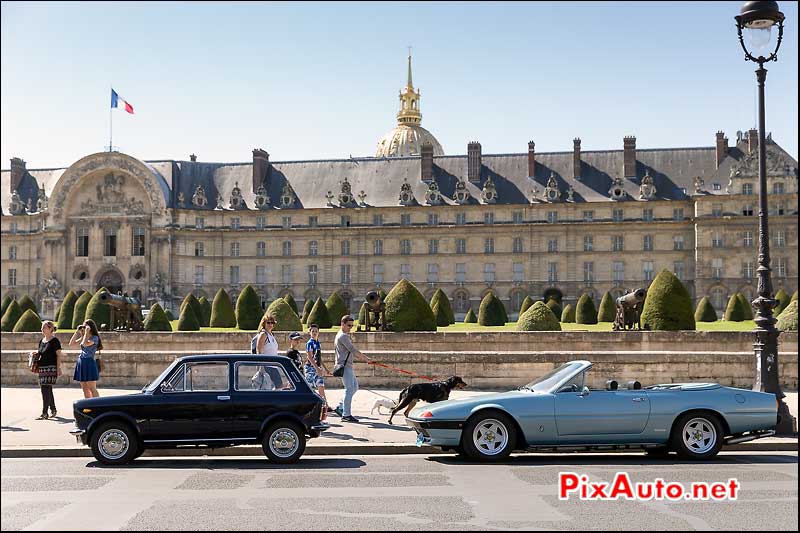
top-left (671, 413), bottom-right (724, 460)
top-left (461, 411), bottom-right (517, 462)
top-left (90, 421), bottom-right (139, 465)
top-left (262, 421), bottom-right (306, 464)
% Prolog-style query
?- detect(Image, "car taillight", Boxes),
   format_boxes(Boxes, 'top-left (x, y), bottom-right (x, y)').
top-left (420, 411), bottom-right (433, 418)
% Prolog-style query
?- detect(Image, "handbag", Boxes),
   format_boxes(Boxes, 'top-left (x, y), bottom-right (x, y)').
top-left (331, 350), bottom-right (350, 378)
top-left (28, 352), bottom-right (41, 373)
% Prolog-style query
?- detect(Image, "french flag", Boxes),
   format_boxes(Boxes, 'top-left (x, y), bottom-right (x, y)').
top-left (111, 89), bottom-right (134, 114)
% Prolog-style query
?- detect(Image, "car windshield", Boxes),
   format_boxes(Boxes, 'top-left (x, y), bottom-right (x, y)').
top-left (522, 362), bottom-right (585, 392)
top-left (144, 359), bottom-right (181, 392)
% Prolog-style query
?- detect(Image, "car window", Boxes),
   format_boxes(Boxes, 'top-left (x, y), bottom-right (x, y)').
top-left (557, 370), bottom-right (586, 393)
top-left (236, 362), bottom-right (295, 392)
top-left (162, 364), bottom-right (187, 392)
top-left (186, 362), bottom-right (229, 391)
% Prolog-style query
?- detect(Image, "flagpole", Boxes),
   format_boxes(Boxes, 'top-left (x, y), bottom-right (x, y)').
top-left (109, 85), bottom-right (113, 152)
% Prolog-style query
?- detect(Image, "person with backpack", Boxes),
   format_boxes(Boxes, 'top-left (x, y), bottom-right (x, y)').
top-left (252, 314), bottom-right (279, 356)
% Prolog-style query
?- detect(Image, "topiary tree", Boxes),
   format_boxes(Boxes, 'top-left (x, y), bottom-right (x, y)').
top-left (357, 301), bottom-right (368, 326)
top-left (0, 295), bottom-right (12, 318)
top-left (597, 292), bottom-right (616, 322)
top-left (519, 295), bottom-right (535, 315)
top-left (724, 293), bottom-right (747, 322)
top-left (235, 285), bottom-right (262, 330)
top-left (210, 288), bottom-right (236, 328)
top-left (776, 300), bottom-right (797, 331)
top-left (307, 297), bottom-right (332, 329)
top-left (198, 296), bottom-right (212, 327)
top-left (640, 269), bottom-right (695, 330)
top-left (301, 298), bottom-right (315, 324)
top-left (561, 304), bottom-right (576, 323)
top-left (72, 291), bottom-right (93, 329)
top-left (517, 301), bottom-right (562, 331)
top-left (575, 294), bottom-right (598, 324)
top-left (180, 293), bottom-right (204, 326)
top-left (1, 300), bottom-right (24, 332)
top-left (13, 309), bottom-right (42, 332)
top-left (430, 289), bottom-right (455, 325)
top-left (478, 291), bottom-right (508, 326)
top-left (694, 296), bottom-right (718, 322)
top-left (283, 293), bottom-right (299, 316)
top-left (165, 309), bottom-right (176, 321)
top-left (774, 289), bottom-right (790, 317)
top-left (384, 278), bottom-right (437, 332)
top-left (144, 303), bottom-right (173, 331)
top-left (265, 298), bottom-right (303, 332)
top-left (736, 293), bottom-right (754, 320)
top-left (432, 300), bottom-right (451, 327)
top-left (17, 294), bottom-right (37, 314)
top-left (326, 291), bottom-right (348, 325)
top-left (54, 302), bottom-right (61, 322)
top-left (57, 291), bottom-right (78, 330)
top-left (177, 304), bottom-right (200, 331)
top-left (84, 288), bottom-right (112, 330)
top-left (546, 298), bottom-right (562, 320)
top-left (464, 307), bottom-right (477, 323)
top-left (791, 290), bottom-right (798, 303)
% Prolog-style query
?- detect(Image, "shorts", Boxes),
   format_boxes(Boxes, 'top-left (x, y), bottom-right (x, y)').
top-left (304, 364), bottom-right (325, 388)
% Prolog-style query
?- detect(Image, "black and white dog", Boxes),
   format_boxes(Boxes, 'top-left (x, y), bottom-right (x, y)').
top-left (388, 376), bottom-right (468, 424)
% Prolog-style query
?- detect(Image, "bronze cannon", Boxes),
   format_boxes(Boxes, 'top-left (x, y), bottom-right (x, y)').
top-left (612, 288), bottom-right (647, 331)
top-left (359, 290), bottom-right (387, 332)
top-left (98, 291), bottom-right (144, 331)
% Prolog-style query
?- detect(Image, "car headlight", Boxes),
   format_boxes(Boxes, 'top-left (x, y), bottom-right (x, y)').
top-left (420, 411), bottom-right (433, 418)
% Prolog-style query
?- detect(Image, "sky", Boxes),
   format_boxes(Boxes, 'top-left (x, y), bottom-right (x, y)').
top-left (1, 1), bottom-right (798, 170)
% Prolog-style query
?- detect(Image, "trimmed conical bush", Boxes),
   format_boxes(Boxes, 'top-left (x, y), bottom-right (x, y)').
top-left (57, 291), bottom-right (78, 330)
top-left (737, 293), bottom-right (754, 320)
top-left (519, 296), bottom-right (535, 315)
top-left (85, 288), bottom-right (112, 330)
top-left (774, 289), bottom-right (790, 317)
top-left (210, 288), bottom-right (236, 327)
top-left (640, 269), bottom-right (695, 330)
top-left (177, 304), bottom-right (200, 331)
top-left (265, 298), bottom-right (303, 332)
top-left (464, 307), bottom-right (477, 323)
top-left (18, 295), bottom-right (37, 314)
top-left (575, 294), bottom-right (598, 324)
top-left (326, 292), bottom-right (348, 325)
top-left (384, 278), bottom-right (437, 332)
top-left (54, 302), bottom-right (61, 322)
top-left (694, 296), bottom-right (718, 322)
top-left (301, 298), bottom-right (315, 324)
top-left (13, 309), bottom-right (42, 332)
top-left (144, 303), bottom-right (172, 331)
top-left (724, 293), bottom-right (747, 322)
top-left (181, 293), bottom-right (204, 326)
top-left (307, 297), bottom-right (332, 329)
top-left (776, 300), bottom-right (797, 331)
top-left (357, 301), bottom-right (368, 326)
top-left (517, 301), bottom-right (562, 331)
top-left (432, 300), bottom-right (451, 327)
top-left (235, 285), bottom-right (262, 330)
top-left (546, 299), bottom-right (562, 320)
top-left (72, 291), bottom-right (93, 328)
top-left (478, 292), bottom-right (508, 326)
top-left (597, 292), bottom-right (616, 322)
top-left (198, 297), bottom-right (212, 327)
top-left (791, 290), bottom-right (798, 303)
top-left (561, 304), bottom-right (576, 323)
top-left (165, 309), bottom-right (176, 321)
top-left (430, 289), bottom-right (455, 325)
top-left (0, 295), bottom-right (12, 318)
top-left (283, 293), bottom-right (299, 316)
top-left (1, 300), bottom-right (24, 332)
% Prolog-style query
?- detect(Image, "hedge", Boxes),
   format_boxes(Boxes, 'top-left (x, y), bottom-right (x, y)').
top-left (464, 308), bottom-right (477, 323)
top-left (235, 285), bottom-right (262, 330)
top-left (13, 309), bottom-right (42, 332)
top-left (561, 304), bottom-right (576, 323)
top-left (724, 293), bottom-right (747, 322)
top-left (774, 289), bottom-right (790, 317)
top-left (57, 290), bottom-right (78, 330)
top-left (180, 294), bottom-right (204, 326)
top-left (546, 299), bottom-right (562, 320)
top-left (326, 292), bottom-right (348, 325)
top-left (517, 301), bottom-right (562, 331)
top-left (301, 298), bottom-right (315, 324)
top-left (1, 300), bottom-right (24, 332)
top-left (84, 288), bottom-right (112, 330)
top-left (165, 309), bottom-right (176, 321)
top-left (198, 296), bottom-right (212, 327)
top-left (776, 300), bottom-right (797, 331)
top-left (18, 294), bottom-right (37, 314)
top-left (792, 290), bottom-right (798, 303)
top-left (357, 301), bottom-right (368, 326)
top-left (640, 269), bottom-right (695, 330)
top-left (432, 300), bottom-right (451, 327)
top-left (306, 298), bottom-right (332, 329)
top-left (177, 304), bottom-right (200, 331)
top-left (519, 295), bottom-right (535, 315)
top-left (210, 288), bottom-right (236, 327)
top-left (694, 296), bottom-right (718, 322)
top-left (284, 293), bottom-right (299, 316)
top-left (597, 292), bottom-right (616, 322)
top-left (144, 303), bottom-right (173, 331)
top-left (384, 279), bottom-right (437, 332)
top-left (0, 295), bottom-right (12, 318)
top-left (478, 292), bottom-right (507, 326)
top-left (575, 294), bottom-right (598, 324)
top-left (737, 293), bottom-right (754, 320)
top-left (265, 298), bottom-right (303, 332)
top-left (72, 291), bottom-right (93, 329)
top-left (430, 289), bottom-right (455, 325)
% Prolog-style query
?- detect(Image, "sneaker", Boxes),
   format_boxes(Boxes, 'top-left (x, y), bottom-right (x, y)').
top-left (334, 406), bottom-right (343, 417)
top-left (341, 416), bottom-right (359, 423)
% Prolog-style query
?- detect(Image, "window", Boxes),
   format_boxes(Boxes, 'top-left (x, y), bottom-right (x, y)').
top-left (547, 238), bottom-right (558, 253)
top-left (742, 261), bottom-right (755, 279)
top-left (374, 239), bottom-right (383, 256)
top-left (613, 261), bottom-right (625, 282)
top-left (673, 236), bottom-right (685, 250)
top-left (8, 246), bottom-right (17, 260)
top-left (8, 268), bottom-right (17, 287)
top-left (613, 209), bottom-right (624, 222)
top-left (484, 263), bottom-right (496, 282)
top-left (282, 216), bottom-right (292, 229)
top-left (231, 217), bottom-right (240, 230)
top-left (774, 230), bottom-right (786, 247)
top-left (428, 213), bottom-right (439, 226)
top-left (773, 182), bottom-right (785, 194)
top-left (230, 242), bottom-right (240, 257)
top-left (132, 226), bottom-right (145, 256)
top-left (484, 212), bottom-right (495, 225)
top-left (510, 291), bottom-right (524, 312)
top-left (308, 265), bottom-right (318, 285)
top-left (281, 265), bottom-right (292, 285)
top-left (512, 262), bottom-right (524, 282)
top-left (743, 231), bottom-right (754, 247)
top-left (282, 241), bottom-right (292, 257)
top-left (341, 240), bottom-right (350, 256)
top-left (400, 263), bottom-right (411, 279)
top-left (165, 362), bottom-right (229, 392)
top-left (236, 362), bottom-right (293, 392)
top-left (547, 262), bottom-right (558, 283)
top-left (10, 222), bottom-right (17, 233)
top-left (256, 265), bottom-right (267, 284)
top-left (308, 216), bottom-right (318, 228)
top-left (484, 238), bottom-right (494, 254)
top-left (309, 241), bottom-right (318, 256)
top-left (512, 211), bottom-right (523, 224)
top-left (583, 235), bottom-right (593, 252)
top-left (455, 263), bottom-right (466, 283)
top-left (229, 265), bottom-right (240, 285)
top-left (400, 239), bottom-right (411, 255)
top-left (194, 265), bottom-right (204, 284)
top-left (456, 213), bottom-right (466, 226)
top-left (513, 237), bottom-right (523, 254)
top-left (103, 227), bottom-right (117, 257)
top-left (195, 217), bottom-right (205, 229)
top-left (341, 215), bottom-right (351, 227)
top-left (256, 216), bottom-right (266, 229)
top-left (612, 235), bottom-right (624, 252)
top-left (547, 211), bottom-right (558, 224)
top-left (373, 214), bottom-right (383, 226)
top-left (712, 258), bottom-right (724, 279)
top-left (743, 204), bottom-right (754, 216)
top-left (673, 261), bottom-right (685, 281)
top-left (254, 241), bottom-right (265, 257)
top-left (340, 264), bottom-right (351, 285)
top-left (428, 239), bottom-right (439, 255)
top-left (771, 202), bottom-right (785, 216)
top-left (583, 262), bottom-right (594, 282)
top-left (583, 210), bottom-right (594, 222)
top-left (712, 232), bottom-right (723, 248)
top-left (713, 183), bottom-right (721, 191)
top-left (673, 208), bottom-right (685, 221)
top-left (401, 214), bottom-right (411, 226)
top-left (373, 263), bottom-right (384, 284)
top-left (642, 208), bottom-right (654, 221)
top-left (742, 183), bottom-right (753, 195)
top-left (454, 291), bottom-right (469, 313)
top-left (776, 257), bottom-right (786, 277)
top-left (712, 204), bottom-right (723, 217)
top-left (643, 261), bottom-right (655, 282)
top-left (456, 238), bottom-right (466, 254)
top-left (194, 242), bottom-right (204, 257)
top-left (427, 263), bottom-right (439, 282)
top-left (643, 235), bottom-right (654, 251)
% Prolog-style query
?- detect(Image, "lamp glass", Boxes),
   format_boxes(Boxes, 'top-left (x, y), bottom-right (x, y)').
top-left (745, 26), bottom-right (773, 55)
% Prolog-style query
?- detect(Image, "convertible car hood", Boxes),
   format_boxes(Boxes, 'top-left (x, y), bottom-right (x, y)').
top-left (645, 383), bottom-right (721, 391)
top-left (410, 390), bottom-right (541, 417)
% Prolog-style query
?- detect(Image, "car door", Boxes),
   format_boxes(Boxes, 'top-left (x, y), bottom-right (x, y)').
top-left (145, 361), bottom-right (234, 441)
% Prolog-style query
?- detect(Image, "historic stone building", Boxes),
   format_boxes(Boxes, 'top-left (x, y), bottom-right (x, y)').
top-left (1, 58), bottom-right (798, 319)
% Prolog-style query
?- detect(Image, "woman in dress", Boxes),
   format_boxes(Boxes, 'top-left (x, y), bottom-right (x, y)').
top-left (32, 320), bottom-right (62, 420)
top-left (70, 319), bottom-right (103, 398)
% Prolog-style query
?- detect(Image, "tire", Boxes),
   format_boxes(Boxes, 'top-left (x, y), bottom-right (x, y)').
top-left (461, 411), bottom-right (517, 462)
top-left (671, 412), bottom-right (724, 460)
top-left (262, 421), bottom-right (306, 464)
top-left (90, 421), bottom-right (139, 465)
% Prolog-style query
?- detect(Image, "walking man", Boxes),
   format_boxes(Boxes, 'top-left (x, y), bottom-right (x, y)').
top-left (334, 314), bottom-right (372, 423)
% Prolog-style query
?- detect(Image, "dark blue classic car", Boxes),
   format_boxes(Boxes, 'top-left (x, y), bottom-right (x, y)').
top-left (70, 354), bottom-right (327, 465)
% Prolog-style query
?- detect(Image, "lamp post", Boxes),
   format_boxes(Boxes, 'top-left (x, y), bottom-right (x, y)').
top-left (734, 0), bottom-right (796, 434)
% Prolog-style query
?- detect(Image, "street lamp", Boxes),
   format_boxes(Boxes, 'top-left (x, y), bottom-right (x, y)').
top-left (734, 0), bottom-right (795, 434)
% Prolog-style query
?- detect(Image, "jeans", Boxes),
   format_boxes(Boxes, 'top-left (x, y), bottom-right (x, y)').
top-left (337, 365), bottom-right (359, 417)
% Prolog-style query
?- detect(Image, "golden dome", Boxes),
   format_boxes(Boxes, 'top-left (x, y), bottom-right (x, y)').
top-left (375, 54), bottom-right (444, 158)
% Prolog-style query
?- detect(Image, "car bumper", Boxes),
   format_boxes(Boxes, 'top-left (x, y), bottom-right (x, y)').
top-left (406, 418), bottom-right (464, 447)
top-left (308, 423), bottom-right (330, 438)
top-left (69, 427), bottom-right (87, 445)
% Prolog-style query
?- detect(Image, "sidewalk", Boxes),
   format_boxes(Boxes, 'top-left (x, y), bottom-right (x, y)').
top-left (1, 385), bottom-right (796, 458)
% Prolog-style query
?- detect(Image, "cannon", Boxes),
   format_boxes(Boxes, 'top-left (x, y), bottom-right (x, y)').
top-left (612, 288), bottom-right (647, 331)
top-left (358, 290), bottom-right (387, 332)
top-left (98, 291), bottom-right (144, 331)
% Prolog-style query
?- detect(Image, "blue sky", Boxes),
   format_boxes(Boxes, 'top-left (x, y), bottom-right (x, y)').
top-left (1, 1), bottom-right (797, 169)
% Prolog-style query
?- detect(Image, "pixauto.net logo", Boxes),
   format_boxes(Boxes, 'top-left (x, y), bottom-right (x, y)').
top-left (558, 472), bottom-right (740, 501)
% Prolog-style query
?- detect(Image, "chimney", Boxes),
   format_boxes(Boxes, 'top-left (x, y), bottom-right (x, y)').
top-left (10, 157), bottom-right (26, 192)
top-left (421, 142), bottom-right (433, 182)
top-left (467, 141), bottom-right (482, 183)
top-left (747, 128), bottom-right (758, 154)
top-left (623, 136), bottom-right (636, 178)
top-left (527, 141), bottom-right (535, 178)
top-left (573, 138), bottom-right (581, 180)
top-left (189, 153), bottom-right (197, 162)
top-left (715, 131), bottom-right (728, 168)
top-left (252, 148), bottom-right (269, 192)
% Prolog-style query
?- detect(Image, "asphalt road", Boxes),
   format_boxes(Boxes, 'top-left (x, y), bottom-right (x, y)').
top-left (1, 452), bottom-right (797, 531)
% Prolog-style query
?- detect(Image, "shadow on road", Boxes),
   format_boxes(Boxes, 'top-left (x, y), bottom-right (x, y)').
top-left (85, 457), bottom-right (368, 470)
top-left (426, 453), bottom-right (798, 466)
top-left (0, 426), bottom-right (29, 432)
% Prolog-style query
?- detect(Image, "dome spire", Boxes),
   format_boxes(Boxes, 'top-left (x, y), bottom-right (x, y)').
top-left (406, 46), bottom-right (413, 89)
top-left (397, 49), bottom-right (421, 126)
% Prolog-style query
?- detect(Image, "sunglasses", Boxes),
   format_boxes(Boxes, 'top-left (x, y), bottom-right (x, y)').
top-left (345, 322), bottom-right (355, 326)
top-left (265, 321), bottom-right (276, 325)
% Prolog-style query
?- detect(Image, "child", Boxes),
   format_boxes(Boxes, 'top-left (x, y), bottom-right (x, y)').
top-left (286, 331), bottom-right (304, 370)
top-left (304, 324), bottom-right (332, 411)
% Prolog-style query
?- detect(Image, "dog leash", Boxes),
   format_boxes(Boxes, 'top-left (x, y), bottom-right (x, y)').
top-left (366, 360), bottom-right (439, 382)
top-left (362, 388), bottom-right (396, 401)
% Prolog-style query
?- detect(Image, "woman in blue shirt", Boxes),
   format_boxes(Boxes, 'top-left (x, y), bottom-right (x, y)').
top-left (70, 319), bottom-right (103, 398)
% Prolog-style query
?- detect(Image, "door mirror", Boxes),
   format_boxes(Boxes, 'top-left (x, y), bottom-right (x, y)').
top-left (579, 386), bottom-right (591, 396)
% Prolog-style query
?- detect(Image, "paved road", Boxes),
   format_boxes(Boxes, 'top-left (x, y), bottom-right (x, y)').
top-left (1, 452), bottom-right (796, 530)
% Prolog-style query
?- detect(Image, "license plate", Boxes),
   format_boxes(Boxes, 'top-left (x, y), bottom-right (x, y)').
top-left (415, 433), bottom-right (425, 447)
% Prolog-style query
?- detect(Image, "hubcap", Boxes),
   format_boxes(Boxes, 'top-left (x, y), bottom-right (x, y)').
top-left (473, 418), bottom-right (508, 456)
top-left (98, 429), bottom-right (129, 460)
top-left (682, 417), bottom-right (717, 454)
top-left (269, 428), bottom-right (299, 458)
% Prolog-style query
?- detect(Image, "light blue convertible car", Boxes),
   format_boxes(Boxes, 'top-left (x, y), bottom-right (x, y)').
top-left (406, 360), bottom-right (778, 462)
